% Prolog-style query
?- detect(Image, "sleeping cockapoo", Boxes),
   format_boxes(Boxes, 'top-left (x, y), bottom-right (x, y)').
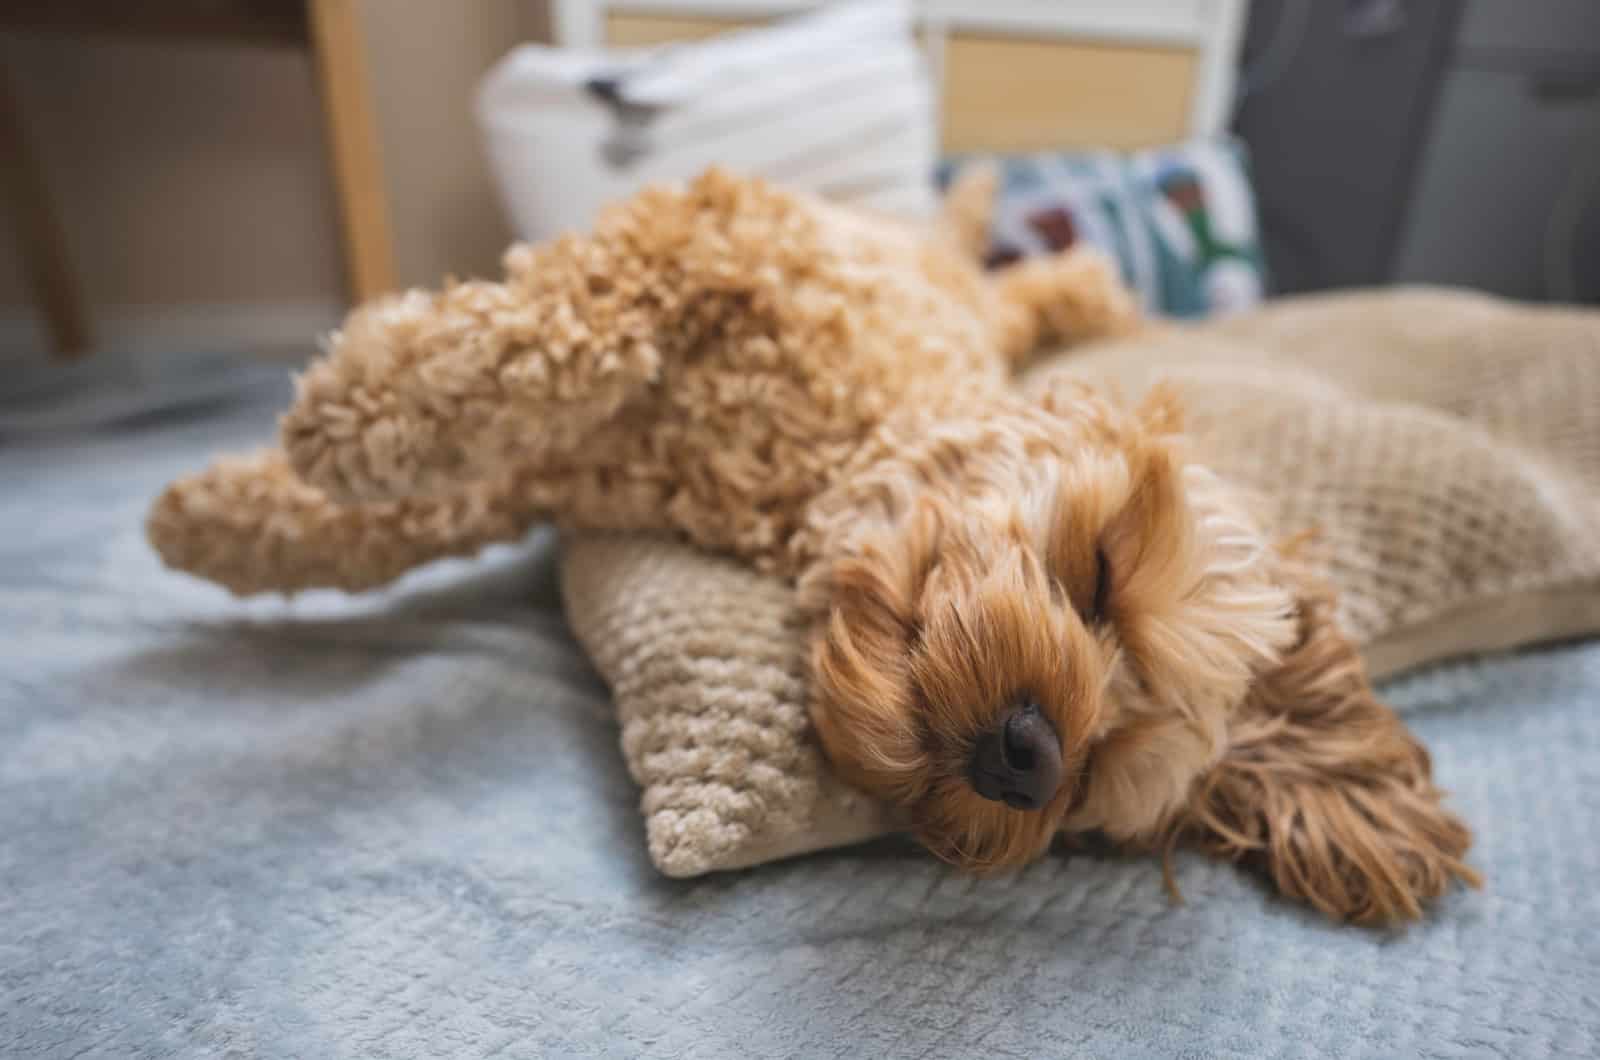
top-left (149, 167), bottom-right (1477, 924)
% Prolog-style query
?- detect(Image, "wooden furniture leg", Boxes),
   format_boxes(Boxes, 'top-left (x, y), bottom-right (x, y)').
top-left (306, 0), bottom-right (395, 302)
top-left (0, 57), bottom-right (90, 358)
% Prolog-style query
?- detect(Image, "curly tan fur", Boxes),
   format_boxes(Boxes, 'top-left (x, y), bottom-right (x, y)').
top-left (147, 166), bottom-right (1475, 924)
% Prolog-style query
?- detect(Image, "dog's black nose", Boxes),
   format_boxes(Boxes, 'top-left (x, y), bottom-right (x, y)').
top-left (969, 701), bottom-right (1064, 810)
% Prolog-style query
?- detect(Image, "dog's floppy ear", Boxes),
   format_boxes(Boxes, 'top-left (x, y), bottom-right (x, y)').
top-left (801, 495), bottom-right (948, 806)
top-left (1177, 560), bottom-right (1481, 925)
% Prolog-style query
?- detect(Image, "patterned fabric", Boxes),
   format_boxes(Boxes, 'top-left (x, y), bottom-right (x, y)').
top-left (938, 138), bottom-right (1268, 319)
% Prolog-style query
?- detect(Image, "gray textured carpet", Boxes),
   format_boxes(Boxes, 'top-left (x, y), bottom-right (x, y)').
top-left (3, 388), bottom-right (1598, 1059)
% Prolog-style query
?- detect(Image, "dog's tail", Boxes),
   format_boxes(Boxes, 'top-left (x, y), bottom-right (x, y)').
top-left (934, 160), bottom-right (1000, 263)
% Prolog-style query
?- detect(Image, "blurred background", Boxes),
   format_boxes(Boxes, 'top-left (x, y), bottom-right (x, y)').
top-left (0, 1), bottom-right (1596, 430)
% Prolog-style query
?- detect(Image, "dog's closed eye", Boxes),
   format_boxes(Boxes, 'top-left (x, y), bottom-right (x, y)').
top-left (1087, 546), bottom-right (1111, 624)
top-left (1062, 546), bottom-right (1111, 626)
top-left (1051, 543), bottom-right (1112, 626)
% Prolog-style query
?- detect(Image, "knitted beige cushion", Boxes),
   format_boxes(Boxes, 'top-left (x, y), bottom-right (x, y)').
top-left (559, 287), bottom-right (1600, 877)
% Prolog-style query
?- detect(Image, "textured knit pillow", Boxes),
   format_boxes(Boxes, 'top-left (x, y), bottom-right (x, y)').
top-left (560, 287), bottom-right (1600, 878)
top-left (939, 138), bottom-right (1267, 319)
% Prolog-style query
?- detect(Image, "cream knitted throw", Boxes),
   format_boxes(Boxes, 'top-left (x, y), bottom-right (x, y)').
top-left (559, 287), bottom-right (1600, 877)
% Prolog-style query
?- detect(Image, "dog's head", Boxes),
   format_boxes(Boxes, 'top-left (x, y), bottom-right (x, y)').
top-left (802, 384), bottom-right (1297, 871)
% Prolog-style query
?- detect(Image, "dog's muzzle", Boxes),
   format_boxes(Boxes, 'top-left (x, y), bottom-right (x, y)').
top-left (969, 701), bottom-right (1064, 810)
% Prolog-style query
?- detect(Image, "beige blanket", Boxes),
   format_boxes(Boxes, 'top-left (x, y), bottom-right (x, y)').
top-left (560, 287), bottom-right (1600, 877)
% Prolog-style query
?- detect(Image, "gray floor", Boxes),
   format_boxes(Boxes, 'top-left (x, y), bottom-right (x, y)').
top-left (2, 390), bottom-right (1596, 1059)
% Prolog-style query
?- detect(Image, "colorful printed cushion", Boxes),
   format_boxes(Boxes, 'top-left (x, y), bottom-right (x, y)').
top-left (937, 138), bottom-right (1268, 319)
